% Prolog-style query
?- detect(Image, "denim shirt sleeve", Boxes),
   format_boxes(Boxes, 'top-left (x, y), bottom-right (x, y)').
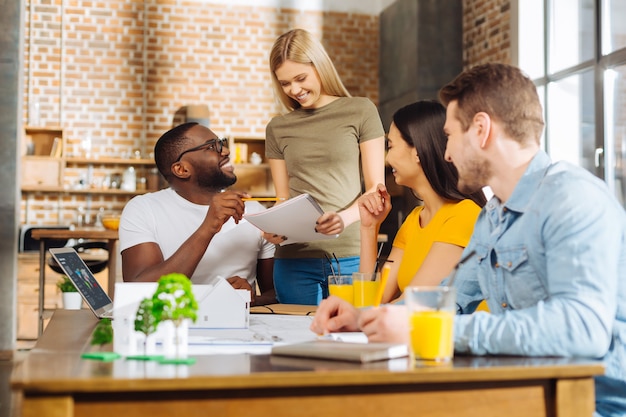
top-left (453, 161), bottom-right (624, 359)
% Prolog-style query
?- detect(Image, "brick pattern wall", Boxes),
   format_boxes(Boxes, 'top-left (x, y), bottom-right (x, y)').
top-left (462, 0), bottom-right (511, 68)
top-left (22, 0), bottom-right (380, 225)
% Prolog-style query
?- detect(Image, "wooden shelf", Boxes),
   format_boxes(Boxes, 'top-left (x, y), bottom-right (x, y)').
top-left (21, 185), bottom-right (151, 195)
top-left (66, 157), bottom-right (155, 165)
top-left (234, 163), bottom-right (270, 169)
top-left (23, 125), bottom-right (63, 132)
top-left (22, 155), bottom-right (63, 161)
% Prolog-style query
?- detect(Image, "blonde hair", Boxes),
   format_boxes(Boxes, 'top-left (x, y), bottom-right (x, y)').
top-left (269, 28), bottom-right (350, 112)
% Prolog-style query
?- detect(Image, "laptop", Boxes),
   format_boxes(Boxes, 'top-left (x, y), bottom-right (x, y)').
top-left (49, 247), bottom-right (115, 319)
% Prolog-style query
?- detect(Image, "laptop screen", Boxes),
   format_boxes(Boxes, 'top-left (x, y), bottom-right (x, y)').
top-left (50, 248), bottom-right (111, 311)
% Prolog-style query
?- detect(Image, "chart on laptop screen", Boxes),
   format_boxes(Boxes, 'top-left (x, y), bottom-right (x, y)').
top-left (53, 250), bottom-right (111, 311)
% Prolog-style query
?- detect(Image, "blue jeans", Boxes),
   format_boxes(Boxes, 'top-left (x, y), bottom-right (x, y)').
top-left (273, 257), bottom-right (360, 305)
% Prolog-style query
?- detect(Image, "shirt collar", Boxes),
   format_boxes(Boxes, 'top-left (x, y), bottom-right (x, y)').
top-left (501, 149), bottom-right (552, 213)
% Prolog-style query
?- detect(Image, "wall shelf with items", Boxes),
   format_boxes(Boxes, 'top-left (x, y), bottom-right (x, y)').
top-left (231, 137), bottom-right (274, 197)
top-left (20, 127), bottom-right (162, 226)
top-left (21, 126), bottom-right (65, 188)
top-left (20, 127), bottom-right (160, 195)
top-left (64, 157), bottom-right (161, 194)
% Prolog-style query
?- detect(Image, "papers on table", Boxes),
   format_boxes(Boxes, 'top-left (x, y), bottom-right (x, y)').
top-left (116, 311), bottom-right (402, 362)
top-left (186, 314), bottom-right (317, 355)
top-left (243, 193), bottom-right (339, 246)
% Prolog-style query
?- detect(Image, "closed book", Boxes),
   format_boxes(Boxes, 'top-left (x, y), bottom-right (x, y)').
top-left (271, 339), bottom-right (409, 363)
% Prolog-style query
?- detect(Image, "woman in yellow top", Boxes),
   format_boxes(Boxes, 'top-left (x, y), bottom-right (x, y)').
top-left (358, 100), bottom-right (486, 303)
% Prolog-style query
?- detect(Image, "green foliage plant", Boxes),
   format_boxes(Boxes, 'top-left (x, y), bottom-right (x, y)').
top-left (56, 275), bottom-right (78, 292)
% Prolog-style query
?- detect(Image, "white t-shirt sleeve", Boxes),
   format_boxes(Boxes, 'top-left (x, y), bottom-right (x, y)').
top-left (119, 194), bottom-right (159, 252)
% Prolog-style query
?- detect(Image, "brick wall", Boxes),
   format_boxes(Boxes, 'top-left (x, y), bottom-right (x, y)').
top-left (22, 0), bottom-right (380, 225)
top-left (462, 0), bottom-right (512, 67)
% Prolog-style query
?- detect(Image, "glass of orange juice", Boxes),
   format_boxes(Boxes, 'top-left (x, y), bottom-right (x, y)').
top-left (405, 286), bottom-right (456, 365)
top-left (352, 272), bottom-right (381, 308)
top-left (328, 275), bottom-right (354, 304)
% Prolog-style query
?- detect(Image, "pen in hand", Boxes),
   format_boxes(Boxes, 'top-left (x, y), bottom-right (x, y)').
top-left (373, 263), bottom-right (392, 307)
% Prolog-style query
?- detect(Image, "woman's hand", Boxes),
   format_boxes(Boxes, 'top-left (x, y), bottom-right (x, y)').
top-left (315, 212), bottom-right (345, 235)
top-left (262, 232), bottom-right (287, 245)
top-left (358, 183), bottom-right (391, 229)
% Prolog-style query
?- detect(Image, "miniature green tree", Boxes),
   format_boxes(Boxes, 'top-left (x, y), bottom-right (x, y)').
top-left (134, 297), bottom-right (160, 357)
top-left (81, 318), bottom-right (121, 361)
top-left (151, 273), bottom-right (198, 363)
top-left (92, 318), bottom-right (114, 347)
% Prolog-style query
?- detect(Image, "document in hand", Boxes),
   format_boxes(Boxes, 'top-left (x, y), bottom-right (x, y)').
top-left (271, 340), bottom-right (409, 363)
top-left (243, 193), bottom-right (339, 246)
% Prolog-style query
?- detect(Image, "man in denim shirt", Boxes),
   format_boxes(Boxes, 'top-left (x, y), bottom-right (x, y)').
top-left (438, 63), bottom-right (625, 417)
top-left (312, 63), bottom-right (625, 417)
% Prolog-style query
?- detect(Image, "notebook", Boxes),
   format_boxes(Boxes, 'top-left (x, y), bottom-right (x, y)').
top-left (271, 339), bottom-right (409, 363)
top-left (49, 247), bottom-right (115, 319)
top-left (243, 193), bottom-right (339, 246)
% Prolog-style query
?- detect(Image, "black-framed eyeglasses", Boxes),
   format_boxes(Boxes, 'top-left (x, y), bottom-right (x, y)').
top-left (174, 138), bottom-right (229, 162)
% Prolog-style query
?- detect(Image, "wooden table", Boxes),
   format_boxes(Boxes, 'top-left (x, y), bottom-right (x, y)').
top-left (30, 228), bottom-right (119, 336)
top-left (11, 310), bottom-right (604, 417)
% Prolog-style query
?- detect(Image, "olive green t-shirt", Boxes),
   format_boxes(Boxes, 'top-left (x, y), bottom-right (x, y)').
top-left (265, 97), bottom-right (384, 258)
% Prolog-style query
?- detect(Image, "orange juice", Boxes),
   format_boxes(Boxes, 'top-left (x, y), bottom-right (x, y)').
top-left (102, 217), bottom-right (120, 230)
top-left (353, 280), bottom-right (380, 307)
top-left (329, 284), bottom-right (354, 304)
top-left (409, 310), bottom-right (454, 362)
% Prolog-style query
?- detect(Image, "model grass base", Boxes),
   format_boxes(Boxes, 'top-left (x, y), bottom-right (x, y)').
top-left (81, 352), bottom-right (122, 361)
top-left (158, 357), bottom-right (197, 365)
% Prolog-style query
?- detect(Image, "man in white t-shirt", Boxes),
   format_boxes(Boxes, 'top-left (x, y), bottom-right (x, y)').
top-left (119, 122), bottom-right (276, 306)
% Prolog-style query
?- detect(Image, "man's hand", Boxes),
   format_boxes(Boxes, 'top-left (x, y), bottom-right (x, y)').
top-left (226, 276), bottom-right (255, 304)
top-left (204, 191), bottom-right (247, 234)
top-left (310, 296), bottom-right (361, 335)
top-left (358, 304), bottom-right (409, 343)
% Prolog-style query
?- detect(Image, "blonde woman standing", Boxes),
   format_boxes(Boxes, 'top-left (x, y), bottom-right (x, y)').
top-left (265, 28), bottom-right (385, 305)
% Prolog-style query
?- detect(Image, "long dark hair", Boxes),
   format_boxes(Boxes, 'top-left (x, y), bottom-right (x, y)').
top-left (392, 100), bottom-right (487, 207)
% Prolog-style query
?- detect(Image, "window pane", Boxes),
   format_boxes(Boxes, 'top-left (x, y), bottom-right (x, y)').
top-left (605, 66), bottom-right (626, 208)
top-left (546, 70), bottom-right (596, 173)
top-left (549, 0), bottom-right (594, 72)
top-left (518, 0), bottom-right (545, 79)
top-left (602, 0), bottom-right (626, 54)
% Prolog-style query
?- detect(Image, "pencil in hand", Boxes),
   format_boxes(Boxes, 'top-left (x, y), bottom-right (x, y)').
top-left (241, 197), bottom-right (286, 202)
top-left (373, 263), bottom-right (391, 307)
